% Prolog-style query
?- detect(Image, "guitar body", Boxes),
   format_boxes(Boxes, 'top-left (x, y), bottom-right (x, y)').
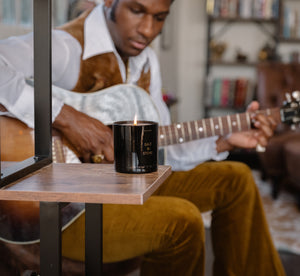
top-left (0, 84), bottom-right (161, 243)
top-left (52, 83), bottom-right (161, 125)
top-left (0, 116), bottom-right (34, 161)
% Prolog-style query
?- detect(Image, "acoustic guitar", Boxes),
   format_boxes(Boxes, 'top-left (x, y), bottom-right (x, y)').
top-left (0, 84), bottom-right (299, 243)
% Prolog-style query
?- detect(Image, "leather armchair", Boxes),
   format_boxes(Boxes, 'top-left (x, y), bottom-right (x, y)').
top-left (256, 63), bottom-right (300, 207)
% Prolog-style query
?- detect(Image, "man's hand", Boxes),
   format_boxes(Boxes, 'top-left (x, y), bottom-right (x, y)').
top-left (53, 104), bottom-right (114, 163)
top-left (216, 101), bottom-right (277, 153)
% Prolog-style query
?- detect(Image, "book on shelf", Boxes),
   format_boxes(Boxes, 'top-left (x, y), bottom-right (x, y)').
top-left (208, 77), bottom-right (253, 109)
top-left (220, 78), bottom-right (230, 106)
top-left (239, 0), bottom-right (252, 18)
top-left (283, 5), bottom-right (300, 39)
top-left (234, 78), bottom-right (248, 107)
top-left (206, 0), bottom-right (279, 19)
top-left (212, 78), bottom-right (222, 106)
top-left (206, 0), bottom-right (216, 15)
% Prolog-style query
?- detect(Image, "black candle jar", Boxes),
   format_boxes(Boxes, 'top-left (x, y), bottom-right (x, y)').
top-left (113, 120), bottom-right (158, 173)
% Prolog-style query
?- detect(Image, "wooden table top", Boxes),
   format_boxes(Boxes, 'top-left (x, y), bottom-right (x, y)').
top-left (0, 163), bottom-right (171, 205)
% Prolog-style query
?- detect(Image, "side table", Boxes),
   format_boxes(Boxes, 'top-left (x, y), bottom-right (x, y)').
top-left (0, 163), bottom-right (171, 275)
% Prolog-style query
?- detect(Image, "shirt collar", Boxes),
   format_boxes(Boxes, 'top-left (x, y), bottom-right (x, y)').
top-left (82, 3), bottom-right (115, 60)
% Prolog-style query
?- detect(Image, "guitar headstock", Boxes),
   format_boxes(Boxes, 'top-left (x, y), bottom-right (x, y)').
top-left (280, 91), bottom-right (300, 129)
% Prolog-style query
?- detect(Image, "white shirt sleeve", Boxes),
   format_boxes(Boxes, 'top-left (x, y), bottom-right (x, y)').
top-left (147, 48), bottom-right (228, 171)
top-left (0, 30), bottom-right (81, 128)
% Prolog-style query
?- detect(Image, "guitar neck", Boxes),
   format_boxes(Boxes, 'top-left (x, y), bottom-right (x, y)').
top-left (158, 107), bottom-right (281, 147)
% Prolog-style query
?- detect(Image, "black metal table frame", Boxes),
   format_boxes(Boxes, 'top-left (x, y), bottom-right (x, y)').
top-left (40, 202), bottom-right (103, 276)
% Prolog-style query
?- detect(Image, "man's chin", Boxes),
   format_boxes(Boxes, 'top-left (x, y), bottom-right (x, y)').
top-left (117, 46), bottom-right (145, 59)
top-left (126, 48), bottom-right (144, 58)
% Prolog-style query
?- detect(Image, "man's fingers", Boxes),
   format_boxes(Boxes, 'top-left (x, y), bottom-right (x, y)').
top-left (253, 113), bottom-right (277, 139)
top-left (103, 147), bottom-right (114, 162)
top-left (82, 152), bottom-right (91, 163)
top-left (246, 101), bottom-right (259, 113)
top-left (255, 132), bottom-right (268, 147)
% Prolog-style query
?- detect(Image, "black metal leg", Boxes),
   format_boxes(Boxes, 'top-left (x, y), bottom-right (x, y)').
top-left (40, 202), bottom-right (62, 276)
top-left (85, 203), bottom-right (103, 275)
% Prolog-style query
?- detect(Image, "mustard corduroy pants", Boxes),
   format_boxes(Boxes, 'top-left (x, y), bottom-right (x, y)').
top-left (62, 161), bottom-right (286, 276)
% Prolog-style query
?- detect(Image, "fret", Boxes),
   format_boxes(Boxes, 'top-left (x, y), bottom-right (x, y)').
top-left (224, 116), bottom-right (231, 135)
top-left (175, 124), bottom-right (180, 144)
top-left (163, 126), bottom-right (168, 145)
top-left (210, 118), bottom-right (215, 136)
top-left (181, 123), bottom-right (186, 143)
top-left (214, 117), bottom-right (220, 135)
top-left (159, 126), bottom-right (166, 146)
top-left (171, 124), bottom-right (176, 145)
top-left (240, 113), bottom-right (246, 131)
top-left (209, 118), bottom-right (215, 136)
top-left (168, 125), bottom-right (173, 145)
top-left (231, 115), bottom-right (237, 131)
top-left (218, 116), bottom-right (224, 135)
top-left (190, 121), bottom-right (197, 141)
top-left (236, 114), bottom-right (241, 131)
top-left (246, 112), bottom-right (251, 130)
top-left (202, 119), bottom-right (207, 137)
top-left (226, 115), bottom-right (232, 134)
top-left (195, 120), bottom-right (201, 139)
top-left (179, 123), bottom-right (185, 143)
top-left (175, 123), bottom-right (180, 143)
top-left (187, 121), bottom-right (193, 141)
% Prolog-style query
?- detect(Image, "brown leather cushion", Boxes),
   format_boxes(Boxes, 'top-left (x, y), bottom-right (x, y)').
top-left (256, 63), bottom-right (300, 181)
top-left (284, 139), bottom-right (300, 188)
top-left (259, 131), bottom-right (300, 177)
top-left (256, 63), bottom-right (300, 109)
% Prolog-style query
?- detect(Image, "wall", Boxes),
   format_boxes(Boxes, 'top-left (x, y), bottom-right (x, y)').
top-left (160, 0), bottom-right (207, 123)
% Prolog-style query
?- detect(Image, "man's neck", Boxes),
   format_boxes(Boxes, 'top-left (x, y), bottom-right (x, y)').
top-left (117, 49), bottom-right (129, 64)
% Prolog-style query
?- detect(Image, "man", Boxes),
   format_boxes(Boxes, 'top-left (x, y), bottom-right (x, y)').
top-left (0, 0), bottom-right (286, 275)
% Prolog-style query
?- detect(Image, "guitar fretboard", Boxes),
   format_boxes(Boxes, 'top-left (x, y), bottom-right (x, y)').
top-left (158, 107), bottom-right (281, 147)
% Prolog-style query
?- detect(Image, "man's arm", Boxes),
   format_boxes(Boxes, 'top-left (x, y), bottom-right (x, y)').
top-left (0, 31), bottom-right (81, 128)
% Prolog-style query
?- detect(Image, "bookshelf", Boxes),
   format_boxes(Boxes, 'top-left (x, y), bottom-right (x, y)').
top-left (204, 0), bottom-right (300, 118)
top-left (204, 0), bottom-right (282, 118)
top-left (204, 0), bottom-right (300, 165)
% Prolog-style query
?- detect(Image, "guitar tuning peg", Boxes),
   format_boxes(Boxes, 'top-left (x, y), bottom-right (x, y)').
top-left (292, 90), bottom-right (300, 102)
top-left (285, 93), bottom-right (292, 103)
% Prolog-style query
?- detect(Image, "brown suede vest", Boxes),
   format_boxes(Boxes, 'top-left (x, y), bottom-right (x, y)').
top-left (58, 9), bottom-right (151, 93)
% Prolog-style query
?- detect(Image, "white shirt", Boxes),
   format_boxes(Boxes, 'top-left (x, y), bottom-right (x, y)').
top-left (0, 3), bottom-right (228, 171)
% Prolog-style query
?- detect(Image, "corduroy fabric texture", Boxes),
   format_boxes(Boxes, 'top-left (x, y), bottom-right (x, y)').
top-left (61, 161), bottom-right (286, 276)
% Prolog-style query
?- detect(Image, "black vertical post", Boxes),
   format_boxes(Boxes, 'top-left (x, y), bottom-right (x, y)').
top-left (204, 15), bottom-right (212, 118)
top-left (206, 16), bottom-right (212, 76)
top-left (0, 118), bottom-right (1, 177)
top-left (34, 0), bottom-right (52, 160)
top-left (85, 203), bottom-right (103, 275)
top-left (40, 202), bottom-right (62, 276)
